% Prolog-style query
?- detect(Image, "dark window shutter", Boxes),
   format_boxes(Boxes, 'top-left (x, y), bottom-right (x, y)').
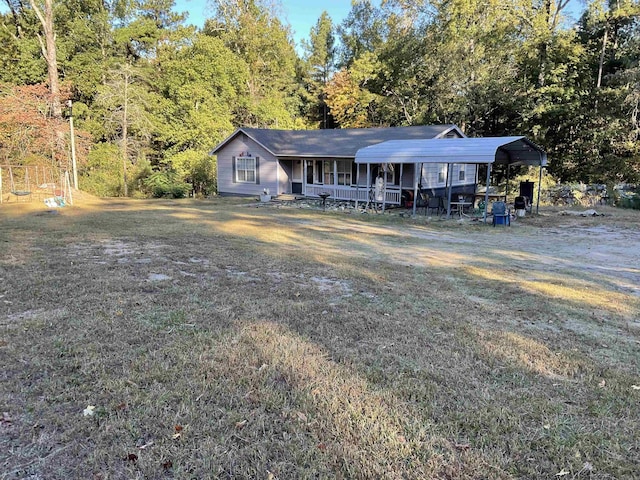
top-left (232, 156), bottom-right (237, 183)
top-left (255, 156), bottom-right (260, 184)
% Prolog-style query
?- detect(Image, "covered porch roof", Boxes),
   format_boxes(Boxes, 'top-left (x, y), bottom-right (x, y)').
top-left (354, 136), bottom-right (547, 167)
top-left (354, 136), bottom-right (548, 220)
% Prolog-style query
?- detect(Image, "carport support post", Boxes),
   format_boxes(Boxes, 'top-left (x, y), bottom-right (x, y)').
top-left (446, 163), bottom-right (453, 218)
top-left (355, 162), bottom-right (360, 210)
top-left (536, 163), bottom-right (543, 214)
top-left (483, 162), bottom-right (491, 223)
top-left (412, 163), bottom-right (420, 216)
top-left (381, 163), bottom-right (387, 213)
top-left (366, 163), bottom-right (371, 210)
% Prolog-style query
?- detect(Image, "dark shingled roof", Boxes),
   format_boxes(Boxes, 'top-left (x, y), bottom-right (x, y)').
top-left (213, 125), bottom-right (461, 157)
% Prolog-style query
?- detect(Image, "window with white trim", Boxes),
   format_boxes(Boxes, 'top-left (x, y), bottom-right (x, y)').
top-left (458, 165), bottom-right (465, 181)
top-left (337, 160), bottom-right (352, 185)
top-left (323, 161), bottom-right (334, 185)
top-left (236, 156), bottom-right (256, 183)
top-left (438, 164), bottom-right (447, 183)
top-left (384, 164), bottom-right (400, 186)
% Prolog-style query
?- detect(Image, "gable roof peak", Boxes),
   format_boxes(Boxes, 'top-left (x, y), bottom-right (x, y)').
top-left (212, 124), bottom-right (464, 157)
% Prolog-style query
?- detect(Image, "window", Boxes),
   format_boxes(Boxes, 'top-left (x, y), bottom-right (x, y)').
top-left (384, 164), bottom-right (400, 186)
top-left (337, 160), bottom-right (351, 185)
top-left (438, 164), bottom-right (447, 183)
top-left (458, 165), bottom-right (465, 181)
top-left (236, 156), bottom-right (256, 183)
top-left (324, 161), bottom-right (334, 185)
top-left (306, 160), bottom-right (314, 184)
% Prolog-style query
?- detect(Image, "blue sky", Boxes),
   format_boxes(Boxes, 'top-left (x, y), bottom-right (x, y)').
top-left (0, 0), bottom-right (586, 51)
top-left (175, 0), bottom-right (357, 50)
top-left (176, 0), bottom-right (586, 51)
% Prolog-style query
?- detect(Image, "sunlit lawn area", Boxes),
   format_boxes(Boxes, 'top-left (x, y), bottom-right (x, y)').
top-left (1, 197), bottom-right (639, 479)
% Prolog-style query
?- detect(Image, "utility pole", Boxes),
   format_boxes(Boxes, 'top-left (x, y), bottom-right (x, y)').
top-left (67, 100), bottom-right (78, 189)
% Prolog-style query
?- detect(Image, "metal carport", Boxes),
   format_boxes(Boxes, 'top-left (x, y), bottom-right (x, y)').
top-left (354, 136), bottom-right (548, 221)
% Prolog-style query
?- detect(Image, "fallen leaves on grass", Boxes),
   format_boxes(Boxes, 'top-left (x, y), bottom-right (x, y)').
top-left (83, 405), bottom-right (96, 417)
top-left (555, 468), bottom-right (570, 476)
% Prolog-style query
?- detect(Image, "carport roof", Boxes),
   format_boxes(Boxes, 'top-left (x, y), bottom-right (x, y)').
top-left (355, 137), bottom-right (547, 166)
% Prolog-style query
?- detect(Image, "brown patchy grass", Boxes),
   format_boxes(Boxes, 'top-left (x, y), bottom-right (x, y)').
top-left (1, 197), bottom-right (639, 479)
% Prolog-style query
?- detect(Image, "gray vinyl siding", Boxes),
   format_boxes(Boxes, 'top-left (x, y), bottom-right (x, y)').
top-left (216, 136), bottom-right (278, 196)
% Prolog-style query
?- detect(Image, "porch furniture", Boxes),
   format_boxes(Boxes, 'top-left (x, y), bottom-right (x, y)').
top-left (319, 192), bottom-right (331, 211)
top-left (451, 201), bottom-right (472, 217)
top-left (427, 196), bottom-right (444, 216)
top-left (514, 196), bottom-right (528, 217)
top-left (416, 192), bottom-right (429, 215)
top-left (491, 201), bottom-right (510, 226)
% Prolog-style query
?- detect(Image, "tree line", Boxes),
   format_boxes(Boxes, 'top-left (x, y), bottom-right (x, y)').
top-left (0, 0), bottom-right (638, 197)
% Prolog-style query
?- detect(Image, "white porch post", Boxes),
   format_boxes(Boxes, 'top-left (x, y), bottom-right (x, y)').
top-left (303, 160), bottom-right (307, 196)
top-left (355, 161), bottom-right (360, 209)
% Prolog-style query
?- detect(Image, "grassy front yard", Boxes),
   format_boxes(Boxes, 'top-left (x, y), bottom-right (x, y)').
top-left (1, 198), bottom-right (639, 479)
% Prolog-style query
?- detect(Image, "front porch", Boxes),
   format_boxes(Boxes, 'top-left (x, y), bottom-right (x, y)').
top-left (296, 159), bottom-right (412, 206)
top-left (280, 157), bottom-right (478, 209)
top-left (304, 184), bottom-right (402, 205)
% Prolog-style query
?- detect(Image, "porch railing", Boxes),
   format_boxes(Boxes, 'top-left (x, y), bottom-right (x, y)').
top-left (305, 184), bottom-right (402, 205)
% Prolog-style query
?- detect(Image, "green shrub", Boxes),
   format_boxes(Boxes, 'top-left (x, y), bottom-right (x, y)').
top-left (80, 143), bottom-right (123, 196)
top-left (618, 192), bottom-right (640, 210)
top-left (168, 149), bottom-right (217, 197)
top-left (143, 170), bottom-right (190, 198)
